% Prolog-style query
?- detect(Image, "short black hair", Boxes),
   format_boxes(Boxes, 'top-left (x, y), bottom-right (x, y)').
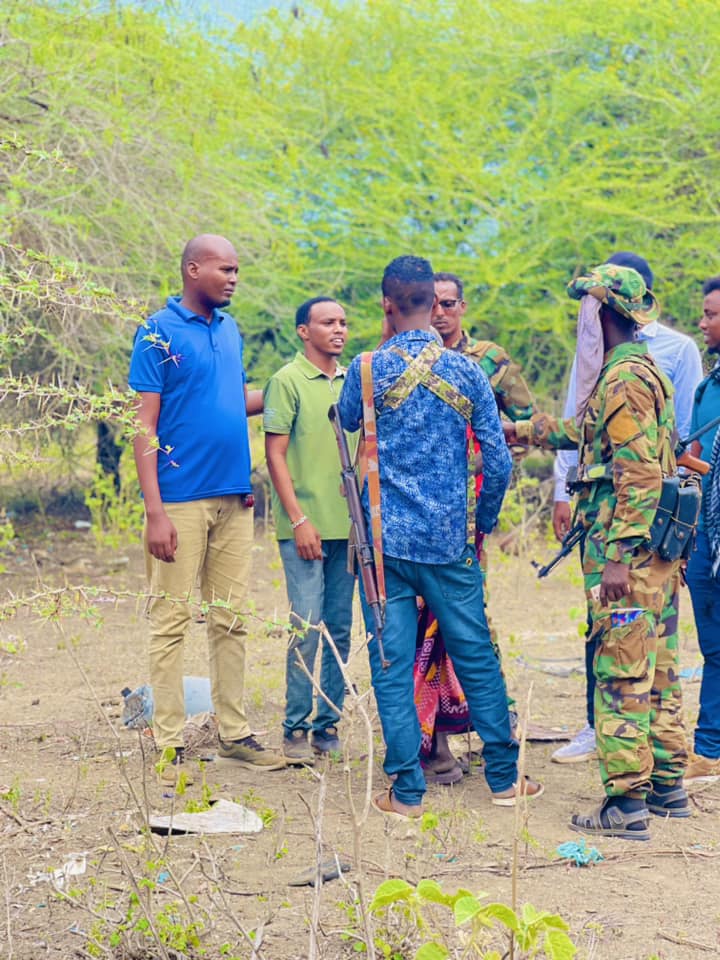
top-left (702, 275), bottom-right (720, 297)
top-left (382, 256), bottom-right (435, 315)
top-left (605, 251), bottom-right (654, 291)
top-left (433, 271), bottom-right (464, 300)
top-left (295, 296), bottom-right (337, 327)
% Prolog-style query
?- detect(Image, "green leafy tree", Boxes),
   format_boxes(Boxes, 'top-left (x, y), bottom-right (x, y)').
top-left (2, 0), bottom-right (718, 499)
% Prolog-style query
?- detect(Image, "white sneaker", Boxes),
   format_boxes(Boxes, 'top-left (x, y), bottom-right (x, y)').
top-left (551, 724), bottom-right (597, 764)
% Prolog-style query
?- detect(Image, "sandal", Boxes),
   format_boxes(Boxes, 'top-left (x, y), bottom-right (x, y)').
top-left (371, 786), bottom-right (423, 821)
top-left (570, 800), bottom-right (650, 841)
top-left (646, 784), bottom-right (690, 819)
top-left (491, 776), bottom-right (544, 807)
top-left (423, 763), bottom-right (464, 786)
top-left (457, 749), bottom-right (484, 774)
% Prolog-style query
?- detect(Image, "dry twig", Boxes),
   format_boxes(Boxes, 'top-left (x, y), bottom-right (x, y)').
top-left (291, 621), bottom-right (377, 956)
top-left (657, 929), bottom-right (717, 953)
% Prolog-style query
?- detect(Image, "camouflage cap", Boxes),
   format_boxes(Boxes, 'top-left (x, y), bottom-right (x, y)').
top-left (567, 263), bottom-right (659, 326)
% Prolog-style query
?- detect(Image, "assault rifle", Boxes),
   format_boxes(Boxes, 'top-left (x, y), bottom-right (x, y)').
top-left (674, 413), bottom-right (720, 475)
top-left (535, 416), bottom-right (720, 579)
top-left (533, 521), bottom-right (586, 579)
top-left (328, 404), bottom-right (389, 668)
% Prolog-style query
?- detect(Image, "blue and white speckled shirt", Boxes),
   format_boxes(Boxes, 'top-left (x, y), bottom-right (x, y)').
top-left (337, 329), bottom-right (512, 564)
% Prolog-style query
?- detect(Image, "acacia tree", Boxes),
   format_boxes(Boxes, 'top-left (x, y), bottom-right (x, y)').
top-left (0, 3), bottom-right (224, 487)
top-left (224, 0), bottom-right (718, 386)
top-left (2, 0), bottom-right (718, 492)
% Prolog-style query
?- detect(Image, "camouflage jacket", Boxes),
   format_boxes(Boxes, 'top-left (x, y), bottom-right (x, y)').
top-left (449, 330), bottom-right (533, 421)
top-left (515, 341), bottom-right (676, 563)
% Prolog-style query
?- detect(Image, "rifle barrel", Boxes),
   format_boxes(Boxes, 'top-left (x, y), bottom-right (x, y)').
top-left (675, 412), bottom-right (720, 454)
top-left (328, 403), bottom-right (389, 666)
top-left (536, 524), bottom-right (585, 579)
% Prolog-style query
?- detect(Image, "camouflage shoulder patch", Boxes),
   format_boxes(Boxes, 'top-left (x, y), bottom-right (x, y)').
top-left (463, 339), bottom-right (501, 362)
top-left (606, 402), bottom-right (643, 447)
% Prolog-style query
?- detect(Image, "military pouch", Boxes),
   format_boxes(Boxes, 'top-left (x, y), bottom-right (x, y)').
top-left (658, 475), bottom-right (702, 562)
top-left (647, 475), bottom-right (702, 562)
top-left (646, 477), bottom-right (679, 554)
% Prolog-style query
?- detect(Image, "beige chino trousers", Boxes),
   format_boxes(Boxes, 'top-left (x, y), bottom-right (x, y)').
top-left (145, 496), bottom-right (254, 749)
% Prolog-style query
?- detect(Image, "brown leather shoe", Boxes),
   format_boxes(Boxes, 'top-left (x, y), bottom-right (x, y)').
top-left (282, 730), bottom-right (315, 766)
top-left (217, 735), bottom-right (286, 770)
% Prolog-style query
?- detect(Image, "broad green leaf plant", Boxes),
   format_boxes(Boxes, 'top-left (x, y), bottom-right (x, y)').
top-left (369, 877), bottom-right (577, 959)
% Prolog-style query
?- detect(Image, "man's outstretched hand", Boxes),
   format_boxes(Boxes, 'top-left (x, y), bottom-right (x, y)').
top-left (503, 422), bottom-right (519, 446)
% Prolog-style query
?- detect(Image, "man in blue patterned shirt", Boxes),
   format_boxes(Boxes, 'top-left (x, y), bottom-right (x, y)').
top-left (338, 255), bottom-right (543, 817)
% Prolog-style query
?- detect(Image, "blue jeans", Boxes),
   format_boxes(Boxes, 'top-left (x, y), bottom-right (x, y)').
top-left (278, 539), bottom-right (354, 736)
top-left (360, 547), bottom-right (518, 805)
top-left (686, 530), bottom-right (720, 759)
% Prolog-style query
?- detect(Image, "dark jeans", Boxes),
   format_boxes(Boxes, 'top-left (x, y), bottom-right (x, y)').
top-left (360, 547), bottom-right (518, 806)
top-left (686, 530), bottom-right (720, 759)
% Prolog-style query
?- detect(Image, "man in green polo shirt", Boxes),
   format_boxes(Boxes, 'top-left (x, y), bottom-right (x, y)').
top-left (264, 297), bottom-right (355, 764)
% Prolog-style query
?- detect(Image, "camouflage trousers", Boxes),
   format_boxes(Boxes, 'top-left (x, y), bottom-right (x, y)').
top-left (584, 544), bottom-right (687, 797)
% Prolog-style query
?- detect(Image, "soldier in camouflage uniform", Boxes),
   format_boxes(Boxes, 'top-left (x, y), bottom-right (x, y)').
top-left (506, 264), bottom-right (688, 840)
top-left (432, 272), bottom-right (533, 420)
top-left (415, 272), bottom-right (533, 781)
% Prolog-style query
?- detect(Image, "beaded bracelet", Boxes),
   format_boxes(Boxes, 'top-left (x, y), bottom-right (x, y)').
top-left (291, 515), bottom-right (308, 530)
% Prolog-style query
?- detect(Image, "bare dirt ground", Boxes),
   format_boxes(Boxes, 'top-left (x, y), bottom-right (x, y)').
top-left (0, 520), bottom-right (718, 960)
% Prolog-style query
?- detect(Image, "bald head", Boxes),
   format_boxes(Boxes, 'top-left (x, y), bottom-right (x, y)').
top-left (179, 234), bottom-right (239, 319)
top-left (181, 234), bottom-right (237, 276)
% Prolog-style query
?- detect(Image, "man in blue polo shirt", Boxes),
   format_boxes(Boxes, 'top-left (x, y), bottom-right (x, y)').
top-left (129, 234), bottom-right (285, 784)
top-left (337, 255), bottom-right (543, 818)
top-left (685, 274), bottom-right (720, 783)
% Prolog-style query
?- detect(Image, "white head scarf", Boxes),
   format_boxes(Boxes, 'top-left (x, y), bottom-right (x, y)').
top-left (574, 295), bottom-right (604, 426)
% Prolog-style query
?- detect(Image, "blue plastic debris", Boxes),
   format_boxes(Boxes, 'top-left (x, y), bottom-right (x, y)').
top-left (556, 839), bottom-right (604, 866)
top-left (679, 665), bottom-right (703, 682)
top-left (182, 676), bottom-right (214, 714)
top-left (121, 677), bottom-right (215, 729)
top-left (121, 684), bottom-right (154, 729)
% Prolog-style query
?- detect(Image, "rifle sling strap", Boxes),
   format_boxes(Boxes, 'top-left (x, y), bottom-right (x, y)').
top-left (383, 341), bottom-right (474, 420)
top-left (360, 353), bottom-right (386, 612)
top-left (363, 342), bottom-right (476, 548)
top-left (387, 343), bottom-right (476, 545)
